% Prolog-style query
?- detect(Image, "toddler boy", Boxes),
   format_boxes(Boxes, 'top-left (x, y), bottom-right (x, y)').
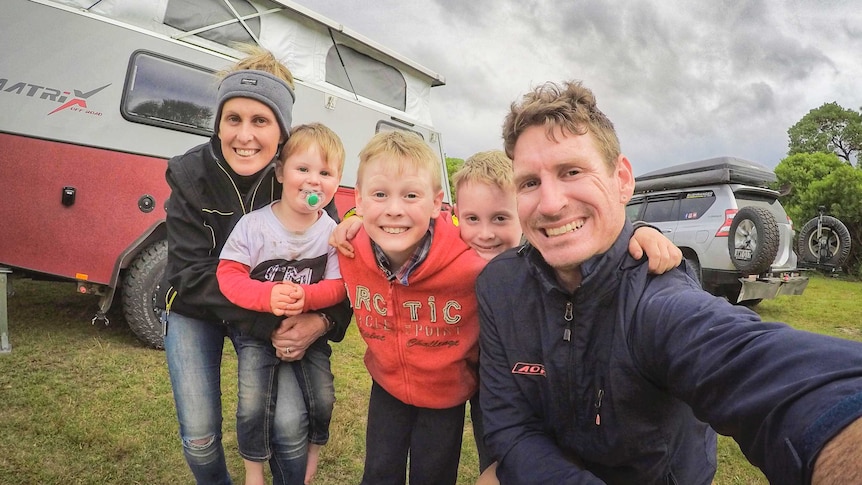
top-left (217, 123), bottom-right (347, 485)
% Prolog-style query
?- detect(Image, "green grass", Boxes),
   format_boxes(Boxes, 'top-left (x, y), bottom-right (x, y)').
top-left (0, 273), bottom-right (859, 484)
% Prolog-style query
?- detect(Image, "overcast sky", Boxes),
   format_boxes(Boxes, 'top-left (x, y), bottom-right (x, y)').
top-left (293, 0), bottom-right (862, 176)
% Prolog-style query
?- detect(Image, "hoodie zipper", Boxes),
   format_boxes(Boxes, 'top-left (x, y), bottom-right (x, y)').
top-left (562, 301), bottom-right (573, 341)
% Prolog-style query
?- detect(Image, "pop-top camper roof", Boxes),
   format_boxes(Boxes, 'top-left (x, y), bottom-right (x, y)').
top-left (50, 0), bottom-right (445, 126)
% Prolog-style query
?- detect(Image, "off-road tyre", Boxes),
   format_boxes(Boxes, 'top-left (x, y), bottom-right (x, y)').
top-left (796, 215), bottom-right (851, 267)
top-left (727, 206), bottom-right (779, 275)
top-left (122, 240), bottom-right (167, 349)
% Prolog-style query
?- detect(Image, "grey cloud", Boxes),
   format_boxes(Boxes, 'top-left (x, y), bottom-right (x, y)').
top-left (295, 0), bottom-right (862, 167)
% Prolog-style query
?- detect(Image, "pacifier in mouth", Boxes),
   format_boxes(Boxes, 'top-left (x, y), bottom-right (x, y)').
top-left (302, 189), bottom-right (324, 210)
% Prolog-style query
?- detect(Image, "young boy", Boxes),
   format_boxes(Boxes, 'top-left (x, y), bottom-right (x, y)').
top-left (448, 150), bottom-right (521, 475)
top-left (451, 150), bottom-right (522, 263)
top-left (337, 131), bottom-right (486, 485)
top-left (217, 123), bottom-right (347, 485)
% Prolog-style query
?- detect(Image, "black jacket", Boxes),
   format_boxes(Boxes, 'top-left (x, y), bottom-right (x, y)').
top-left (158, 137), bottom-right (351, 341)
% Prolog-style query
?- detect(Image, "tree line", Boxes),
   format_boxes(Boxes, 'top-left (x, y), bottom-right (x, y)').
top-left (777, 102), bottom-right (862, 275)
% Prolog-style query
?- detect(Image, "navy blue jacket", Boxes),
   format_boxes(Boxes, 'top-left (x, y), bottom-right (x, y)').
top-left (477, 221), bottom-right (862, 484)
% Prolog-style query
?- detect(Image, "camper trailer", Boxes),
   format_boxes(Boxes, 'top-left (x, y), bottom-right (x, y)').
top-left (0, 0), bottom-right (449, 349)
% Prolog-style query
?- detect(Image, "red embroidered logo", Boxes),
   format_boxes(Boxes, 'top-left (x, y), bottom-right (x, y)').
top-left (512, 362), bottom-right (545, 376)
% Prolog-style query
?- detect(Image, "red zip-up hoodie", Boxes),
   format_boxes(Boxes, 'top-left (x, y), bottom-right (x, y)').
top-left (339, 216), bottom-right (485, 409)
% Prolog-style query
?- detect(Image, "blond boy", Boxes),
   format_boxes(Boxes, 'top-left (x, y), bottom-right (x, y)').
top-left (338, 131), bottom-right (486, 485)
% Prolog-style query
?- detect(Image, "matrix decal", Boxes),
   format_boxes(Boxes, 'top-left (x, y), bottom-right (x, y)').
top-left (0, 78), bottom-right (110, 116)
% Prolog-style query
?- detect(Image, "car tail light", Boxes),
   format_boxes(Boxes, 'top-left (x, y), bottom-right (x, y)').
top-left (787, 215), bottom-right (793, 230)
top-left (716, 209), bottom-right (737, 237)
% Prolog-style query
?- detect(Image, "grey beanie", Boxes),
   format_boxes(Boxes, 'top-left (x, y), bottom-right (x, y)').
top-left (214, 70), bottom-right (295, 138)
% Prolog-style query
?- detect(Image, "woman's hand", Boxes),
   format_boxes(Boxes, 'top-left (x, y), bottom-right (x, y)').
top-left (271, 312), bottom-right (328, 361)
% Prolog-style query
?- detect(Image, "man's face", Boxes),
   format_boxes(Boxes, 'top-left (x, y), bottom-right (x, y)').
top-left (355, 157), bottom-right (444, 270)
top-left (512, 125), bottom-right (634, 289)
top-left (455, 180), bottom-right (521, 261)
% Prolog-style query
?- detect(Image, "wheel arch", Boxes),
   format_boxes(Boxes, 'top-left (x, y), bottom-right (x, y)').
top-left (679, 247), bottom-right (702, 288)
top-left (96, 221), bottom-right (166, 315)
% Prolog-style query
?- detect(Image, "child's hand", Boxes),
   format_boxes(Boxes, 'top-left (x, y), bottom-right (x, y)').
top-left (282, 283), bottom-right (305, 316)
top-left (271, 282), bottom-right (302, 316)
top-left (329, 215), bottom-right (363, 258)
top-left (630, 225), bottom-right (682, 274)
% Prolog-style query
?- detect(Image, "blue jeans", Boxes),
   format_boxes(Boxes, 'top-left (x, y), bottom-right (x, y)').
top-left (234, 332), bottom-right (335, 457)
top-left (296, 338), bottom-right (335, 445)
top-left (164, 311), bottom-right (308, 485)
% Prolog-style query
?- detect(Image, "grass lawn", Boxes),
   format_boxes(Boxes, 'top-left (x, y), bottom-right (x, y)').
top-left (0, 273), bottom-right (860, 484)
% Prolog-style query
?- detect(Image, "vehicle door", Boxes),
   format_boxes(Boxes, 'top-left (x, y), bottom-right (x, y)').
top-left (628, 193), bottom-right (681, 241)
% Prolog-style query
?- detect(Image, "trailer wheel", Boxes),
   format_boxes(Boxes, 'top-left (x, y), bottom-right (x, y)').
top-left (796, 215), bottom-right (852, 267)
top-left (122, 240), bottom-right (166, 349)
top-left (727, 207), bottom-right (779, 275)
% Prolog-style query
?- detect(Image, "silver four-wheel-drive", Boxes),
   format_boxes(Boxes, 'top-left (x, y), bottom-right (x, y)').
top-left (626, 156), bottom-right (809, 306)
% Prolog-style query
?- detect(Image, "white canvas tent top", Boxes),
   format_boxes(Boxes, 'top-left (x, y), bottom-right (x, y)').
top-left (51, 0), bottom-right (445, 126)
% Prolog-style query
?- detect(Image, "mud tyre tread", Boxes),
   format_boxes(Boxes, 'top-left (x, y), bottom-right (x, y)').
top-left (796, 215), bottom-right (851, 267)
top-left (122, 240), bottom-right (167, 349)
top-left (727, 206), bottom-right (779, 275)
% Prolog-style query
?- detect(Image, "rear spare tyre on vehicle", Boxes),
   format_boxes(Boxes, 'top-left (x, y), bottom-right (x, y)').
top-left (796, 215), bottom-right (851, 267)
top-left (122, 240), bottom-right (167, 349)
top-left (727, 206), bottom-right (779, 275)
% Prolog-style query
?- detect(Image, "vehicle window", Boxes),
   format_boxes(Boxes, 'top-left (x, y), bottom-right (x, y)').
top-left (641, 197), bottom-right (677, 223)
top-left (326, 44), bottom-right (406, 111)
top-left (736, 193), bottom-right (789, 222)
top-left (678, 191), bottom-right (715, 220)
top-left (122, 51), bottom-right (217, 136)
top-left (625, 200), bottom-right (644, 222)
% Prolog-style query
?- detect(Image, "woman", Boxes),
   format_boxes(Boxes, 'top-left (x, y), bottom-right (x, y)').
top-left (159, 46), bottom-right (351, 485)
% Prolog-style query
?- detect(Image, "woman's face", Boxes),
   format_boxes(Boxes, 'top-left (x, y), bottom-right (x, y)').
top-left (218, 97), bottom-right (284, 176)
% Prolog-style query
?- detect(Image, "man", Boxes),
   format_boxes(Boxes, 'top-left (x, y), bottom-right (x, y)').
top-left (476, 80), bottom-right (862, 484)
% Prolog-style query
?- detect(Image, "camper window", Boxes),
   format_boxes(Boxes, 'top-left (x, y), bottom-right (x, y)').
top-left (164, 0), bottom-right (260, 46)
top-left (326, 44), bottom-right (406, 111)
top-left (122, 51), bottom-right (217, 136)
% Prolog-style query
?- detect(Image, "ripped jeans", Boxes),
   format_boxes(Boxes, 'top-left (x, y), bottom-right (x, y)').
top-left (165, 311), bottom-right (308, 485)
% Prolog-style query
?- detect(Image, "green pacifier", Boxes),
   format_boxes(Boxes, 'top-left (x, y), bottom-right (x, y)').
top-left (303, 190), bottom-right (323, 210)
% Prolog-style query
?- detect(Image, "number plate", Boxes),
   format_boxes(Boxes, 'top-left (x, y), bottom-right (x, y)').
top-left (735, 248), bottom-right (752, 260)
